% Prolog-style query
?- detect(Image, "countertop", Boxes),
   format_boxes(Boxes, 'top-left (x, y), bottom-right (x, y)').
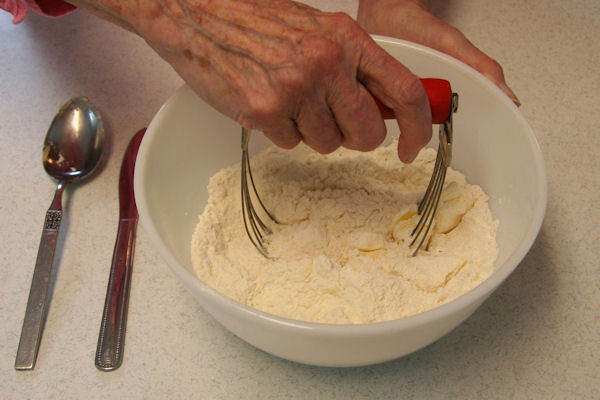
top-left (1, 1), bottom-right (598, 398)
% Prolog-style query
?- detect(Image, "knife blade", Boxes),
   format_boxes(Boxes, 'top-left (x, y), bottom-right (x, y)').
top-left (95, 128), bottom-right (145, 371)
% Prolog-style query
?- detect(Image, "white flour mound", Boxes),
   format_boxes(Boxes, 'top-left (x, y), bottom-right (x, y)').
top-left (191, 141), bottom-right (498, 324)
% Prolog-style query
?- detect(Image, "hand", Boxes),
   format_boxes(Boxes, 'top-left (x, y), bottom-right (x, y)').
top-left (357, 0), bottom-right (520, 105)
top-left (67, 0), bottom-right (434, 162)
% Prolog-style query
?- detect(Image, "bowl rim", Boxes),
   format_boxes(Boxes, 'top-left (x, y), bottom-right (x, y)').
top-left (135, 36), bottom-right (547, 334)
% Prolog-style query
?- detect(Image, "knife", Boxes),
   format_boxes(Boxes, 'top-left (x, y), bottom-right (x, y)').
top-left (95, 128), bottom-right (145, 371)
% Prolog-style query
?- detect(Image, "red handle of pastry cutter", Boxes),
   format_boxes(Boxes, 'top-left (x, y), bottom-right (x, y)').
top-left (374, 78), bottom-right (452, 124)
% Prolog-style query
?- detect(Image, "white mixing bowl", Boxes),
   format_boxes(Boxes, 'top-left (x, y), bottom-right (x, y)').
top-left (134, 37), bottom-right (546, 367)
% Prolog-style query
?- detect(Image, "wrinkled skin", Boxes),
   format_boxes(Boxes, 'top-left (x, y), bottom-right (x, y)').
top-left (66, 0), bottom-right (516, 162)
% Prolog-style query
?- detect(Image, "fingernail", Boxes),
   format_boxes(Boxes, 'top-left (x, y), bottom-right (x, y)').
top-left (398, 147), bottom-right (418, 164)
top-left (499, 82), bottom-right (521, 107)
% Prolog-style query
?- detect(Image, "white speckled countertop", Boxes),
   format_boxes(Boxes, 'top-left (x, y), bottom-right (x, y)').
top-left (1, 1), bottom-right (598, 398)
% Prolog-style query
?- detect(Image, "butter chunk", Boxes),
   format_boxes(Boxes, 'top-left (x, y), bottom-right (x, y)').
top-left (435, 181), bottom-right (475, 233)
top-left (347, 231), bottom-right (386, 252)
top-left (390, 255), bottom-right (467, 292)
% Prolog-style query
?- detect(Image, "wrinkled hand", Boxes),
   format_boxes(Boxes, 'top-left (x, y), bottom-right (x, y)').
top-left (69, 0), bottom-right (434, 162)
top-left (358, 0), bottom-right (520, 105)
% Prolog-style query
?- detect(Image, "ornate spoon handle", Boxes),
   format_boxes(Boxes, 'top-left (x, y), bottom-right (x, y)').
top-left (15, 182), bottom-right (65, 370)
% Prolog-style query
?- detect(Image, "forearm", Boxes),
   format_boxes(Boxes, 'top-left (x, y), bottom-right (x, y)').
top-left (63, 0), bottom-right (325, 69)
top-left (64, 0), bottom-right (147, 33)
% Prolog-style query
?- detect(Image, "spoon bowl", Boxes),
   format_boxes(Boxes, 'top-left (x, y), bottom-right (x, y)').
top-left (42, 97), bottom-right (104, 181)
top-left (15, 97), bottom-right (104, 371)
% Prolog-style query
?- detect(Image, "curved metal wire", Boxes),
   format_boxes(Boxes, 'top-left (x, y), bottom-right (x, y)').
top-left (239, 92), bottom-right (457, 258)
top-left (241, 128), bottom-right (278, 258)
top-left (410, 93), bottom-right (459, 256)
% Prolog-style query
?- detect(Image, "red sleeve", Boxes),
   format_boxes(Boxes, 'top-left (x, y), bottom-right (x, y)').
top-left (1, 0), bottom-right (75, 23)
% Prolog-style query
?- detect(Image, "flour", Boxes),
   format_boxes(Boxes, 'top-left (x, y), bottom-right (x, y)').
top-left (191, 141), bottom-right (498, 324)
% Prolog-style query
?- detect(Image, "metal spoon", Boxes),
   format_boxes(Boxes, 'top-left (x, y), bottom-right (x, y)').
top-left (15, 97), bottom-right (104, 370)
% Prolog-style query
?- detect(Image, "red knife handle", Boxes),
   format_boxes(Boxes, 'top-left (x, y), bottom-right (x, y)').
top-left (374, 78), bottom-right (453, 124)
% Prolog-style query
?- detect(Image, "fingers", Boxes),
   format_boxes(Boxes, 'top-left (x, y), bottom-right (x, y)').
top-left (393, 83), bottom-right (432, 163)
top-left (252, 81), bottom-right (346, 154)
top-left (288, 60), bottom-right (412, 157)
top-left (392, 79), bottom-right (432, 163)
top-left (261, 118), bottom-right (302, 150)
top-left (321, 16), bottom-right (430, 160)
top-left (459, 44), bottom-right (521, 106)
top-left (357, 41), bottom-right (433, 162)
top-left (261, 16), bottom-right (390, 156)
top-left (276, 81), bottom-right (386, 155)
top-left (436, 26), bottom-right (521, 106)
top-left (291, 35), bottom-right (429, 161)
top-left (357, 0), bottom-right (520, 106)
top-left (258, 12), bottom-right (426, 159)
top-left (326, 77), bottom-right (387, 152)
top-left (292, 93), bottom-right (344, 154)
